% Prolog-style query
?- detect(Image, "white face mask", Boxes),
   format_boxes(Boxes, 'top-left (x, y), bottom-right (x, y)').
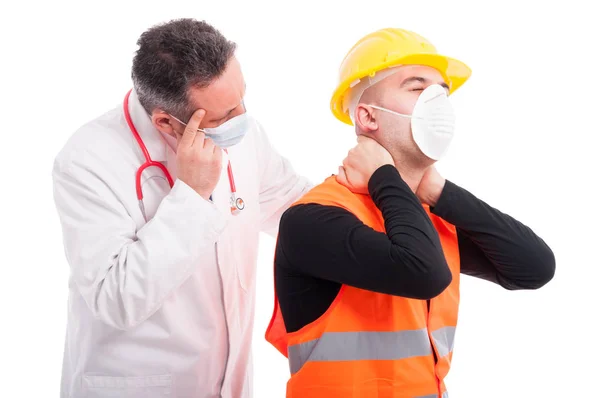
top-left (369, 84), bottom-right (455, 160)
top-left (170, 107), bottom-right (250, 148)
top-left (201, 112), bottom-right (250, 148)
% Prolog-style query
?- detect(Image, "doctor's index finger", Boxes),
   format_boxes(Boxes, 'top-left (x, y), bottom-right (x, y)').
top-left (180, 109), bottom-right (206, 146)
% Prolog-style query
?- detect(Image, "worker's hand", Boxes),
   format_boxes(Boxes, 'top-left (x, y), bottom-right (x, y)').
top-left (176, 109), bottom-right (222, 200)
top-left (416, 166), bottom-right (446, 206)
top-left (336, 136), bottom-right (394, 194)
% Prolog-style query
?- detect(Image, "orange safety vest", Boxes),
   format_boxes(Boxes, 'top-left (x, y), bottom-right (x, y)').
top-left (265, 176), bottom-right (461, 398)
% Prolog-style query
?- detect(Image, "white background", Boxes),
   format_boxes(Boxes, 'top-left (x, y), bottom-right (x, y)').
top-left (1, 0), bottom-right (599, 397)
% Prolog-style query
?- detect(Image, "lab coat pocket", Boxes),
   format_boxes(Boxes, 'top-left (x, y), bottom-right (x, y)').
top-left (82, 374), bottom-right (172, 398)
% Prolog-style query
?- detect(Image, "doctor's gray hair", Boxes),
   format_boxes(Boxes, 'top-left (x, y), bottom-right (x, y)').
top-left (131, 18), bottom-right (237, 120)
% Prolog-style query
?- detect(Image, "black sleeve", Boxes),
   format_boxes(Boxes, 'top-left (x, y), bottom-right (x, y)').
top-left (277, 164), bottom-right (452, 300)
top-left (431, 180), bottom-right (555, 290)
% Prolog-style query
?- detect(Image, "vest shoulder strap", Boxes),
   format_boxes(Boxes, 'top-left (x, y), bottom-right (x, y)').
top-left (293, 176), bottom-right (384, 229)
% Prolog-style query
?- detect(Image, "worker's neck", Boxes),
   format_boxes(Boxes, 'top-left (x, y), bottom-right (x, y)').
top-left (394, 161), bottom-right (427, 193)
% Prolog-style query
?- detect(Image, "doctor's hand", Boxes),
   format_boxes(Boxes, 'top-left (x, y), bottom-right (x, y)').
top-left (336, 136), bottom-right (394, 194)
top-left (176, 109), bottom-right (223, 200)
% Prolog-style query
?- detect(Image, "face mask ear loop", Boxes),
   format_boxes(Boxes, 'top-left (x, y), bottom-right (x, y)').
top-left (168, 114), bottom-right (186, 125)
top-left (169, 113), bottom-right (214, 135)
top-left (367, 104), bottom-right (414, 119)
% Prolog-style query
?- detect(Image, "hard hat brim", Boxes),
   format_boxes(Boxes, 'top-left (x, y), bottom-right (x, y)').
top-left (331, 53), bottom-right (472, 125)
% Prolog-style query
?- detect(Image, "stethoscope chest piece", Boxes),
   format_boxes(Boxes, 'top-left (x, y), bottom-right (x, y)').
top-left (230, 194), bottom-right (245, 214)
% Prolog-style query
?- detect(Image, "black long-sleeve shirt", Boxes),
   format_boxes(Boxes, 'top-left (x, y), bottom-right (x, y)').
top-left (275, 165), bottom-right (555, 333)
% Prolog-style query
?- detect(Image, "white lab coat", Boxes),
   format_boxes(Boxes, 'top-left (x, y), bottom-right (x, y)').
top-left (52, 89), bottom-right (311, 398)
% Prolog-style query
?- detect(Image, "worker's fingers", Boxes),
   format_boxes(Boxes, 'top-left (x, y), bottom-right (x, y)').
top-left (180, 109), bottom-right (206, 147)
top-left (336, 166), bottom-right (349, 186)
top-left (357, 135), bottom-right (370, 144)
top-left (343, 151), bottom-right (356, 168)
top-left (342, 156), bottom-right (349, 168)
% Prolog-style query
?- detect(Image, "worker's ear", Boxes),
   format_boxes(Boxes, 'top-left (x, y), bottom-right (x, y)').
top-left (151, 111), bottom-right (179, 137)
top-left (355, 104), bottom-right (378, 133)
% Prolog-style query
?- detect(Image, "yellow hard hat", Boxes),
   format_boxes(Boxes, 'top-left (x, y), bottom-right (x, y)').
top-left (331, 28), bottom-right (472, 125)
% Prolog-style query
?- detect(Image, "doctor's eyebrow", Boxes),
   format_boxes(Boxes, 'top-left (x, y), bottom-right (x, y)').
top-left (209, 107), bottom-right (236, 123)
top-left (401, 76), bottom-right (450, 91)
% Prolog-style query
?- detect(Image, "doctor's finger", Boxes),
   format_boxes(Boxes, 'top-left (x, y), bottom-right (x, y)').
top-left (181, 109), bottom-right (206, 147)
top-left (202, 136), bottom-right (215, 152)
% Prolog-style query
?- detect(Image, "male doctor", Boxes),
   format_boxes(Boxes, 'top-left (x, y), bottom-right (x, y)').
top-left (52, 18), bottom-right (311, 398)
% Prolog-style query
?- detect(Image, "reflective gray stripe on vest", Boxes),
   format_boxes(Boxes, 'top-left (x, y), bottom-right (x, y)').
top-left (288, 326), bottom-right (457, 375)
top-left (288, 328), bottom-right (432, 374)
top-left (417, 392), bottom-right (449, 398)
top-left (431, 326), bottom-right (455, 358)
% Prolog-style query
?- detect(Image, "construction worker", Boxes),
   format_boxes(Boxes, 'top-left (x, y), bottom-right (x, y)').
top-left (264, 28), bottom-right (556, 397)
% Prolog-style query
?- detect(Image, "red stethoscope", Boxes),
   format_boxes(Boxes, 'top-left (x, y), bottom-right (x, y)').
top-left (123, 89), bottom-right (244, 221)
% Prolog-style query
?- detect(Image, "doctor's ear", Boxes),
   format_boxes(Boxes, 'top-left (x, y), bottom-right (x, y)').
top-left (355, 104), bottom-right (378, 133)
top-left (151, 111), bottom-right (178, 137)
